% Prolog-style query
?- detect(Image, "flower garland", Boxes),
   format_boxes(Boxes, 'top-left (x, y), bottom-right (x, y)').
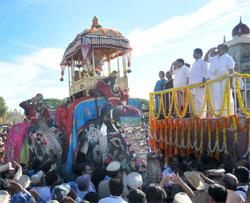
top-left (189, 89), bottom-right (208, 117)
top-left (236, 79), bottom-right (250, 117)
top-left (169, 119), bottom-right (173, 156)
top-left (174, 120), bottom-right (179, 155)
top-left (192, 118), bottom-right (197, 150)
top-left (149, 73), bottom-right (250, 119)
top-left (180, 120), bottom-right (186, 156)
top-left (232, 116), bottom-right (238, 144)
top-left (149, 115), bottom-right (250, 159)
top-left (222, 118), bottom-right (228, 154)
top-left (161, 92), bottom-right (175, 119)
top-left (207, 118), bottom-right (212, 156)
top-left (164, 119), bottom-right (169, 157)
top-left (199, 119), bottom-right (204, 153)
top-left (173, 89), bottom-right (190, 118)
top-left (206, 79), bottom-right (229, 117)
top-left (159, 120), bottom-right (165, 150)
top-left (214, 119), bottom-right (220, 159)
top-left (247, 123), bottom-right (250, 158)
top-left (187, 119), bottom-right (191, 155)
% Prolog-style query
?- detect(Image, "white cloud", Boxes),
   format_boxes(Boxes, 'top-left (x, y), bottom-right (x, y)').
top-left (0, 48), bottom-right (67, 110)
top-left (2, 0), bottom-right (250, 109)
top-left (9, 37), bottom-right (39, 51)
top-left (16, 48), bottom-right (64, 70)
top-left (128, 0), bottom-right (239, 57)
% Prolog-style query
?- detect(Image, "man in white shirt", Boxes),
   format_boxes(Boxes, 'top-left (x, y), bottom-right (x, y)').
top-left (189, 48), bottom-right (209, 118)
top-left (170, 59), bottom-right (189, 88)
top-left (204, 44), bottom-right (235, 116)
top-left (170, 59), bottom-right (189, 113)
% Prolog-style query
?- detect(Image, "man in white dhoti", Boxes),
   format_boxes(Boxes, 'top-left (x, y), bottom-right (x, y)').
top-left (170, 59), bottom-right (189, 114)
top-left (189, 48), bottom-right (209, 118)
top-left (204, 44), bottom-right (235, 116)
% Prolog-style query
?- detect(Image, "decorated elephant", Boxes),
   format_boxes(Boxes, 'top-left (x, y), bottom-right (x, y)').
top-left (76, 104), bottom-right (149, 172)
top-left (4, 119), bottom-right (62, 168)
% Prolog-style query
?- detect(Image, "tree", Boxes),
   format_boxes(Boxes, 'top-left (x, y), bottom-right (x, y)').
top-left (43, 98), bottom-right (65, 110)
top-left (0, 96), bottom-right (8, 117)
top-left (132, 98), bottom-right (149, 108)
top-left (5, 109), bottom-right (24, 124)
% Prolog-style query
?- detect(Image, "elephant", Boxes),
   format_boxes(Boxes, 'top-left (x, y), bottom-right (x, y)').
top-left (76, 104), bottom-right (149, 172)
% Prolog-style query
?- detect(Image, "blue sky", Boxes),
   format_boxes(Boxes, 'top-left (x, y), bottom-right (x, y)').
top-left (1, 0), bottom-right (250, 110)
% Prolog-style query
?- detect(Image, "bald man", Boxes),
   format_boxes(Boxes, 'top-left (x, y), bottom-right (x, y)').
top-left (222, 173), bottom-right (244, 203)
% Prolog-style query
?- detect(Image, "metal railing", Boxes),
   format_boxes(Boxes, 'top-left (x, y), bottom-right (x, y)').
top-left (149, 72), bottom-right (250, 119)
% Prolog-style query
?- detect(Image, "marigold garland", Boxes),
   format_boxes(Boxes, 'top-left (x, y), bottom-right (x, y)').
top-left (236, 79), bottom-right (250, 117)
top-left (164, 119), bottom-right (169, 157)
top-left (149, 74), bottom-right (250, 119)
top-left (159, 120), bottom-right (164, 150)
top-left (222, 119), bottom-right (228, 154)
top-left (232, 116), bottom-right (238, 144)
top-left (187, 119), bottom-right (191, 155)
top-left (149, 116), bottom-right (250, 159)
top-left (199, 119), bottom-right (204, 153)
top-left (180, 120), bottom-right (185, 156)
top-left (169, 119), bottom-right (173, 156)
top-left (174, 120), bottom-right (179, 156)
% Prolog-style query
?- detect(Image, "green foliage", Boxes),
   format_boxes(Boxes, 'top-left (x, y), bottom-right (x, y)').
top-left (0, 96), bottom-right (8, 117)
top-left (43, 98), bottom-right (65, 110)
top-left (5, 109), bottom-right (24, 124)
top-left (131, 98), bottom-right (149, 108)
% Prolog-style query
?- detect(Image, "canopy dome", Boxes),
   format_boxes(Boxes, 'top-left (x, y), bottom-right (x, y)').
top-left (232, 18), bottom-right (250, 37)
top-left (61, 16), bottom-right (131, 65)
top-left (83, 16), bottom-right (125, 38)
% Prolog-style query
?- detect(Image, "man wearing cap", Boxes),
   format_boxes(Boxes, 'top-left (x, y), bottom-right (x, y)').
top-left (74, 174), bottom-right (96, 202)
top-left (31, 170), bottom-right (60, 202)
top-left (189, 48), bottom-right (209, 118)
top-left (98, 161), bottom-right (121, 199)
top-left (51, 184), bottom-right (71, 202)
top-left (173, 192), bottom-right (192, 203)
top-left (126, 172), bottom-right (143, 191)
top-left (123, 172), bottom-right (143, 200)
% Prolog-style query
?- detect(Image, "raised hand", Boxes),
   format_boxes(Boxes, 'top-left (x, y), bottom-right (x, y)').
top-left (8, 180), bottom-right (23, 192)
top-left (63, 196), bottom-right (76, 203)
top-left (172, 173), bottom-right (183, 185)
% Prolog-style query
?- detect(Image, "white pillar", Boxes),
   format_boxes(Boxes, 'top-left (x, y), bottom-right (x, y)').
top-left (122, 55), bottom-right (127, 77)
top-left (117, 56), bottom-right (120, 77)
top-left (108, 60), bottom-right (111, 75)
top-left (92, 48), bottom-right (96, 78)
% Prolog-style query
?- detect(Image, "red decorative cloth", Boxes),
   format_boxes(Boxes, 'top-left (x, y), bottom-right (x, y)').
top-left (96, 80), bottom-right (124, 106)
top-left (19, 101), bottom-right (36, 120)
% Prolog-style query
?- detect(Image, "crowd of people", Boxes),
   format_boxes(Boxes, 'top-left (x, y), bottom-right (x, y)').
top-left (154, 44), bottom-right (236, 117)
top-left (0, 151), bottom-right (249, 203)
top-left (0, 43), bottom-right (249, 203)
